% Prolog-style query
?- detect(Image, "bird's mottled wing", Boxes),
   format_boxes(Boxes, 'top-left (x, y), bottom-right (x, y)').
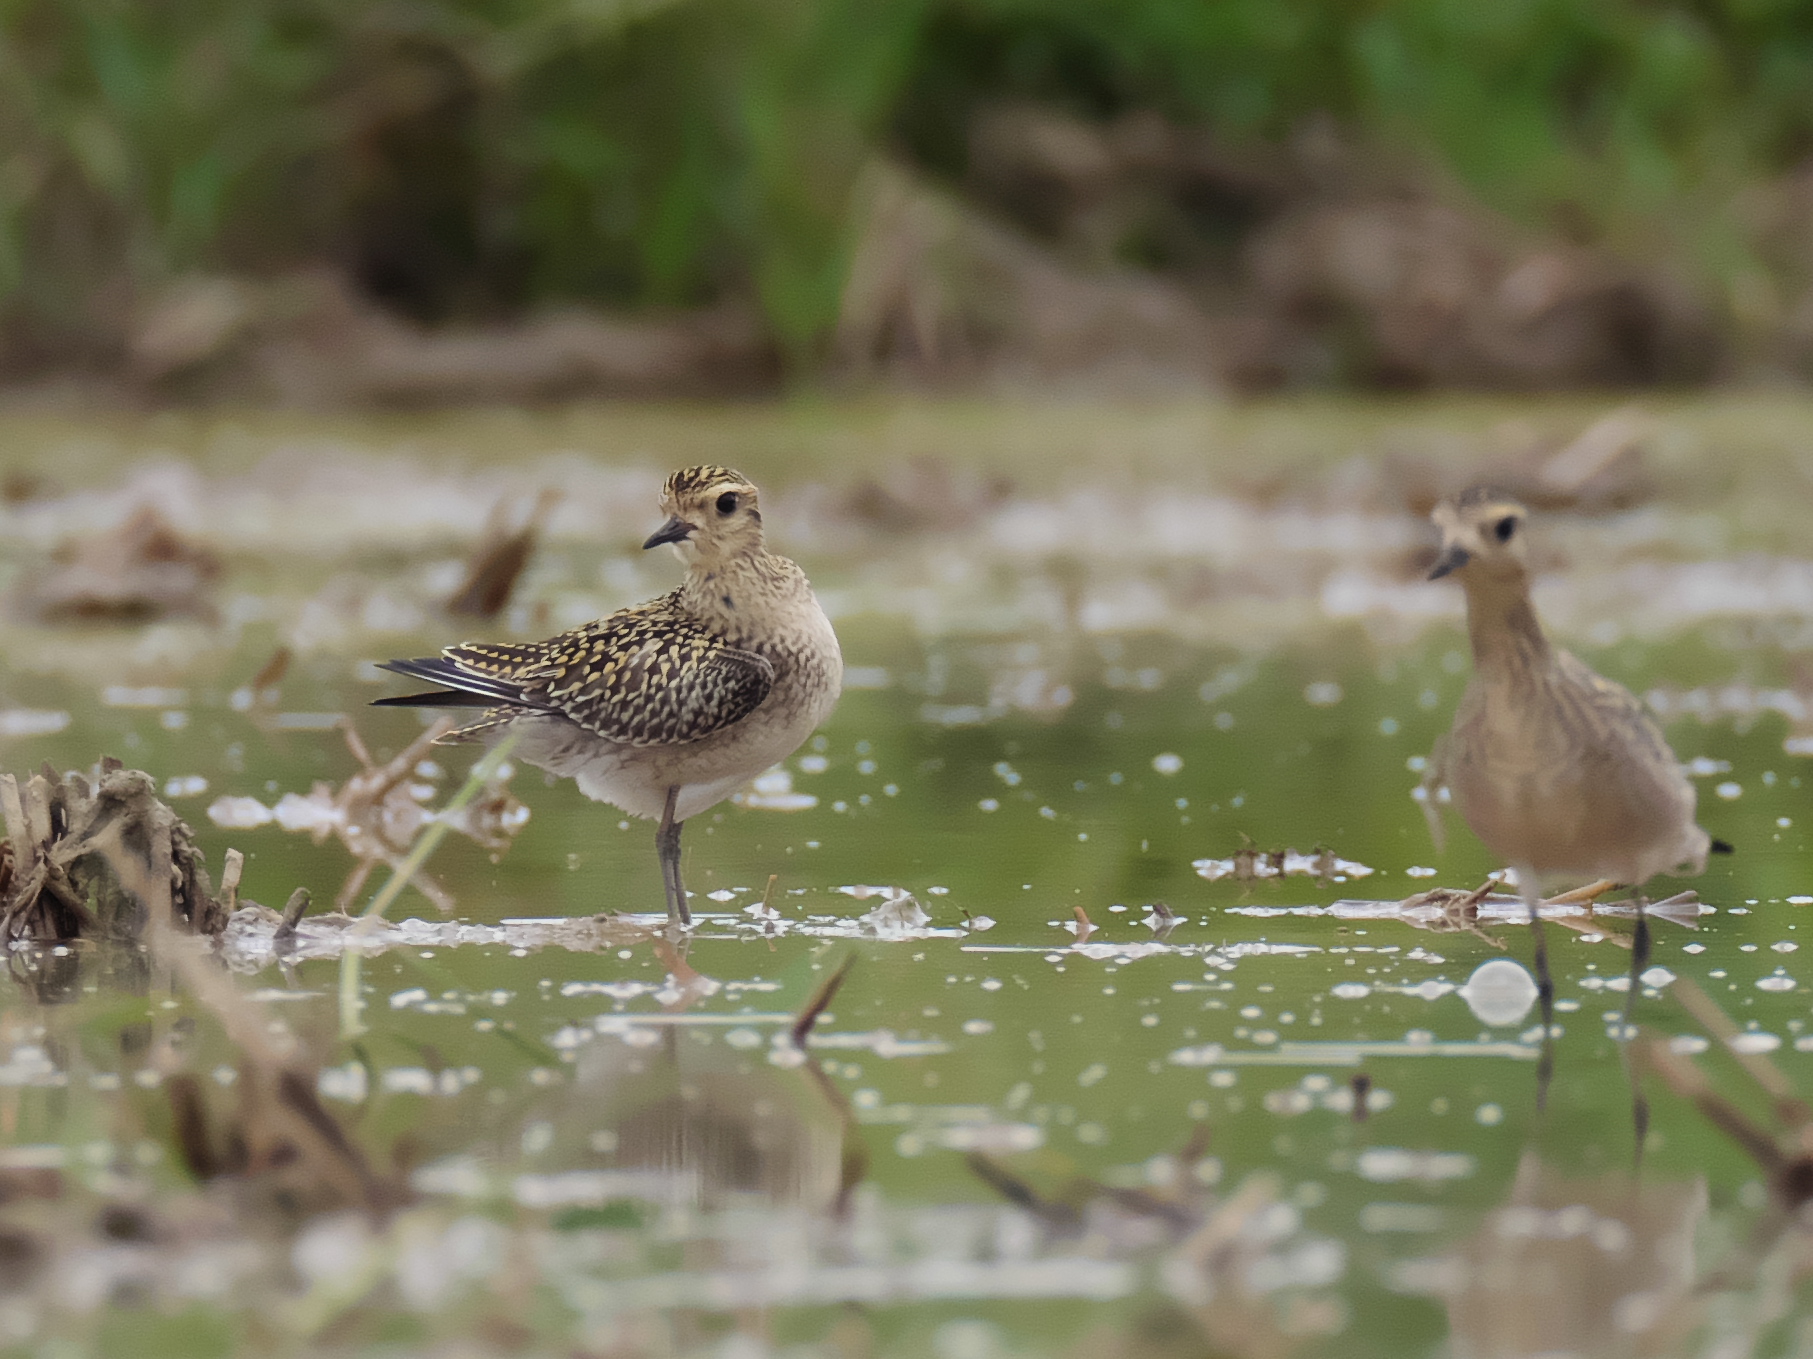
top-left (440, 641), bottom-right (548, 679)
top-left (448, 597), bottom-right (774, 747)
top-left (1553, 650), bottom-right (1676, 767)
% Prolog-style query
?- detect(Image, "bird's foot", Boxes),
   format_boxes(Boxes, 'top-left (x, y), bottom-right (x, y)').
top-left (1542, 878), bottom-right (1620, 911)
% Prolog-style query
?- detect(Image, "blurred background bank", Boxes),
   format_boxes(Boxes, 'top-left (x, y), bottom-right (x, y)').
top-left (6, 0), bottom-right (1813, 405)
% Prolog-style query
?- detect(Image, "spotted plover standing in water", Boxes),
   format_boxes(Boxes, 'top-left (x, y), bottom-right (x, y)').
top-left (376, 466), bottom-right (843, 925)
top-left (1421, 489), bottom-right (1725, 1114)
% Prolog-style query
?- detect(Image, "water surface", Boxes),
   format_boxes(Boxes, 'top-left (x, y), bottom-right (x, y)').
top-left (1, 397), bottom-right (1810, 1357)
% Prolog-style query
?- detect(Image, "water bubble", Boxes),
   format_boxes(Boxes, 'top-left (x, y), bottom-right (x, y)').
top-left (1152, 752), bottom-right (1183, 775)
top-left (1730, 1032), bottom-right (1781, 1054)
top-left (1458, 959), bottom-right (1539, 1027)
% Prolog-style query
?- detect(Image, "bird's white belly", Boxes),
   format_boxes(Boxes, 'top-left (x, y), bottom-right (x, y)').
top-left (570, 714), bottom-right (819, 821)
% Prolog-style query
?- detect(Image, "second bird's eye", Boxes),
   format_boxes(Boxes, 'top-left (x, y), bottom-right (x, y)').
top-left (716, 492), bottom-right (738, 515)
top-left (1494, 516), bottom-right (1517, 543)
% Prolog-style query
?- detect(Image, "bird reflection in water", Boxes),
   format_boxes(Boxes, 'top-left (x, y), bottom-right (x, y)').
top-left (1426, 1153), bottom-right (1704, 1357)
top-left (530, 944), bottom-right (863, 1216)
top-left (1426, 976), bottom-right (1813, 1357)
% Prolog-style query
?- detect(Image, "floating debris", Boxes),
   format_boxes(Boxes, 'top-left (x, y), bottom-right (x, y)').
top-left (1194, 847), bottom-right (1374, 883)
top-left (206, 720), bottom-right (527, 912)
top-left (14, 505), bottom-right (221, 622)
top-left (1143, 902), bottom-right (1180, 937)
top-left (856, 890), bottom-right (930, 937)
top-left (219, 910), bottom-right (650, 967)
top-left (1225, 888), bottom-right (1705, 937)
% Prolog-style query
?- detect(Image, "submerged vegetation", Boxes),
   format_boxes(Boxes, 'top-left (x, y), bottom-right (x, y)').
top-left (8, 0), bottom-right (1813, 389)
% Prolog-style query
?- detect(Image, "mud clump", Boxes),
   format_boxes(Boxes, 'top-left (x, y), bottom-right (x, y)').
top-left (14, 506), bottom-right (221, 623)
top-left (0, 758), bottom-right (227, 942)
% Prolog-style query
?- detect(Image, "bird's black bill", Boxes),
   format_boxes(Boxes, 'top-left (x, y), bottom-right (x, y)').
top-left (642, 516), bottom-right (695, 550)
top-left (1427, 544), bottom-right (1470, 580)
top-left (1710, 837), bottom-right (1735, 854)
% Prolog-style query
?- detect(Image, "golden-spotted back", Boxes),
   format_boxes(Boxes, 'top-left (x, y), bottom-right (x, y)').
top-left (438, 598), bottom-right (774, 747)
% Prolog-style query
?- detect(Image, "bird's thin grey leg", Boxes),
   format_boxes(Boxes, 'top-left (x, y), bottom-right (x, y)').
top-left (656, 786), bottom-right (690, 927)
top-left (1516, 866), bottom-right (1555, 1112)
top-left (1623, 890), bottom-right (1651, 1164)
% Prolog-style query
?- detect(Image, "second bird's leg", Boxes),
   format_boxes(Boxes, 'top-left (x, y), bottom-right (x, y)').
top-left (1515, 865), bottom-right (1555, 1112)
top-left (1622, 891), bottom-right (1652, 1163)
top-left (655, 786), bottom-right (690, 927)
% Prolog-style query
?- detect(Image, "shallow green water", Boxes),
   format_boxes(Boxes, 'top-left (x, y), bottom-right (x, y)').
top-left (2, 399), bottom-right (1812, 1357)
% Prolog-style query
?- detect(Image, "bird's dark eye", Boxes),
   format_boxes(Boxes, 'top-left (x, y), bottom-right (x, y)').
top-left (716, 492), bottom-right (738, 516)
top-left (1494, 516), bottom-right (1517, 543)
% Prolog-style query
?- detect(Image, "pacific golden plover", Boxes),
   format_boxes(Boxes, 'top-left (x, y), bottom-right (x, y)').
top-left (1422, 489), bottom-right (1723, 1105)
top-left (375, 466), bottom-right (843, 925)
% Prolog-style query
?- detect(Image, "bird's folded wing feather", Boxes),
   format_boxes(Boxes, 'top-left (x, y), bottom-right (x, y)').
top-left (444, 607), bottom-right (774, 747)
top-left (1554, 650), bottom-right (1676, 767)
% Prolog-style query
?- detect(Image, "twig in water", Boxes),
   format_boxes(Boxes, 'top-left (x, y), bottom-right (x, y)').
top-left (1350, 1072), bottom-right (1372, 1123)
top-left (447, 488), bottom-right (560, 619)
top-left (1071, 905), bottom-right (1093, 944)
top-left (791, 953), bottom-right (855, 1049)
top-left (274, 887), bottom-right (312, 943)
top-left (218, 849), bottom-right (244, 914)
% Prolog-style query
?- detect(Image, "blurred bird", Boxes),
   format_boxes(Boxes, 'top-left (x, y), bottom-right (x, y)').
top-left (375, 466), bottom-right (842, 925)
top-left (1422, 489), bottom-right (1723, 1109)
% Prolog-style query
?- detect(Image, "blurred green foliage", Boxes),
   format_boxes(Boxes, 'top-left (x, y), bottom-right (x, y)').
top-left (4, 0), bottom-right (1813, 362)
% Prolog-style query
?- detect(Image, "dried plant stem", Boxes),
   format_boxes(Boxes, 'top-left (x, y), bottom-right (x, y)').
top-left (339, 732), bottom-right (520, 1037)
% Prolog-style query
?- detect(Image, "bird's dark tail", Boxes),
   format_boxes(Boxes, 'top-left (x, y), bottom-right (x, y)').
top-left (1710, 838), bottom-right (1735, 855)
top-left (370, 656), bottom-right (528, 709)
top-left (371, 688), bottom-right (493, 708)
